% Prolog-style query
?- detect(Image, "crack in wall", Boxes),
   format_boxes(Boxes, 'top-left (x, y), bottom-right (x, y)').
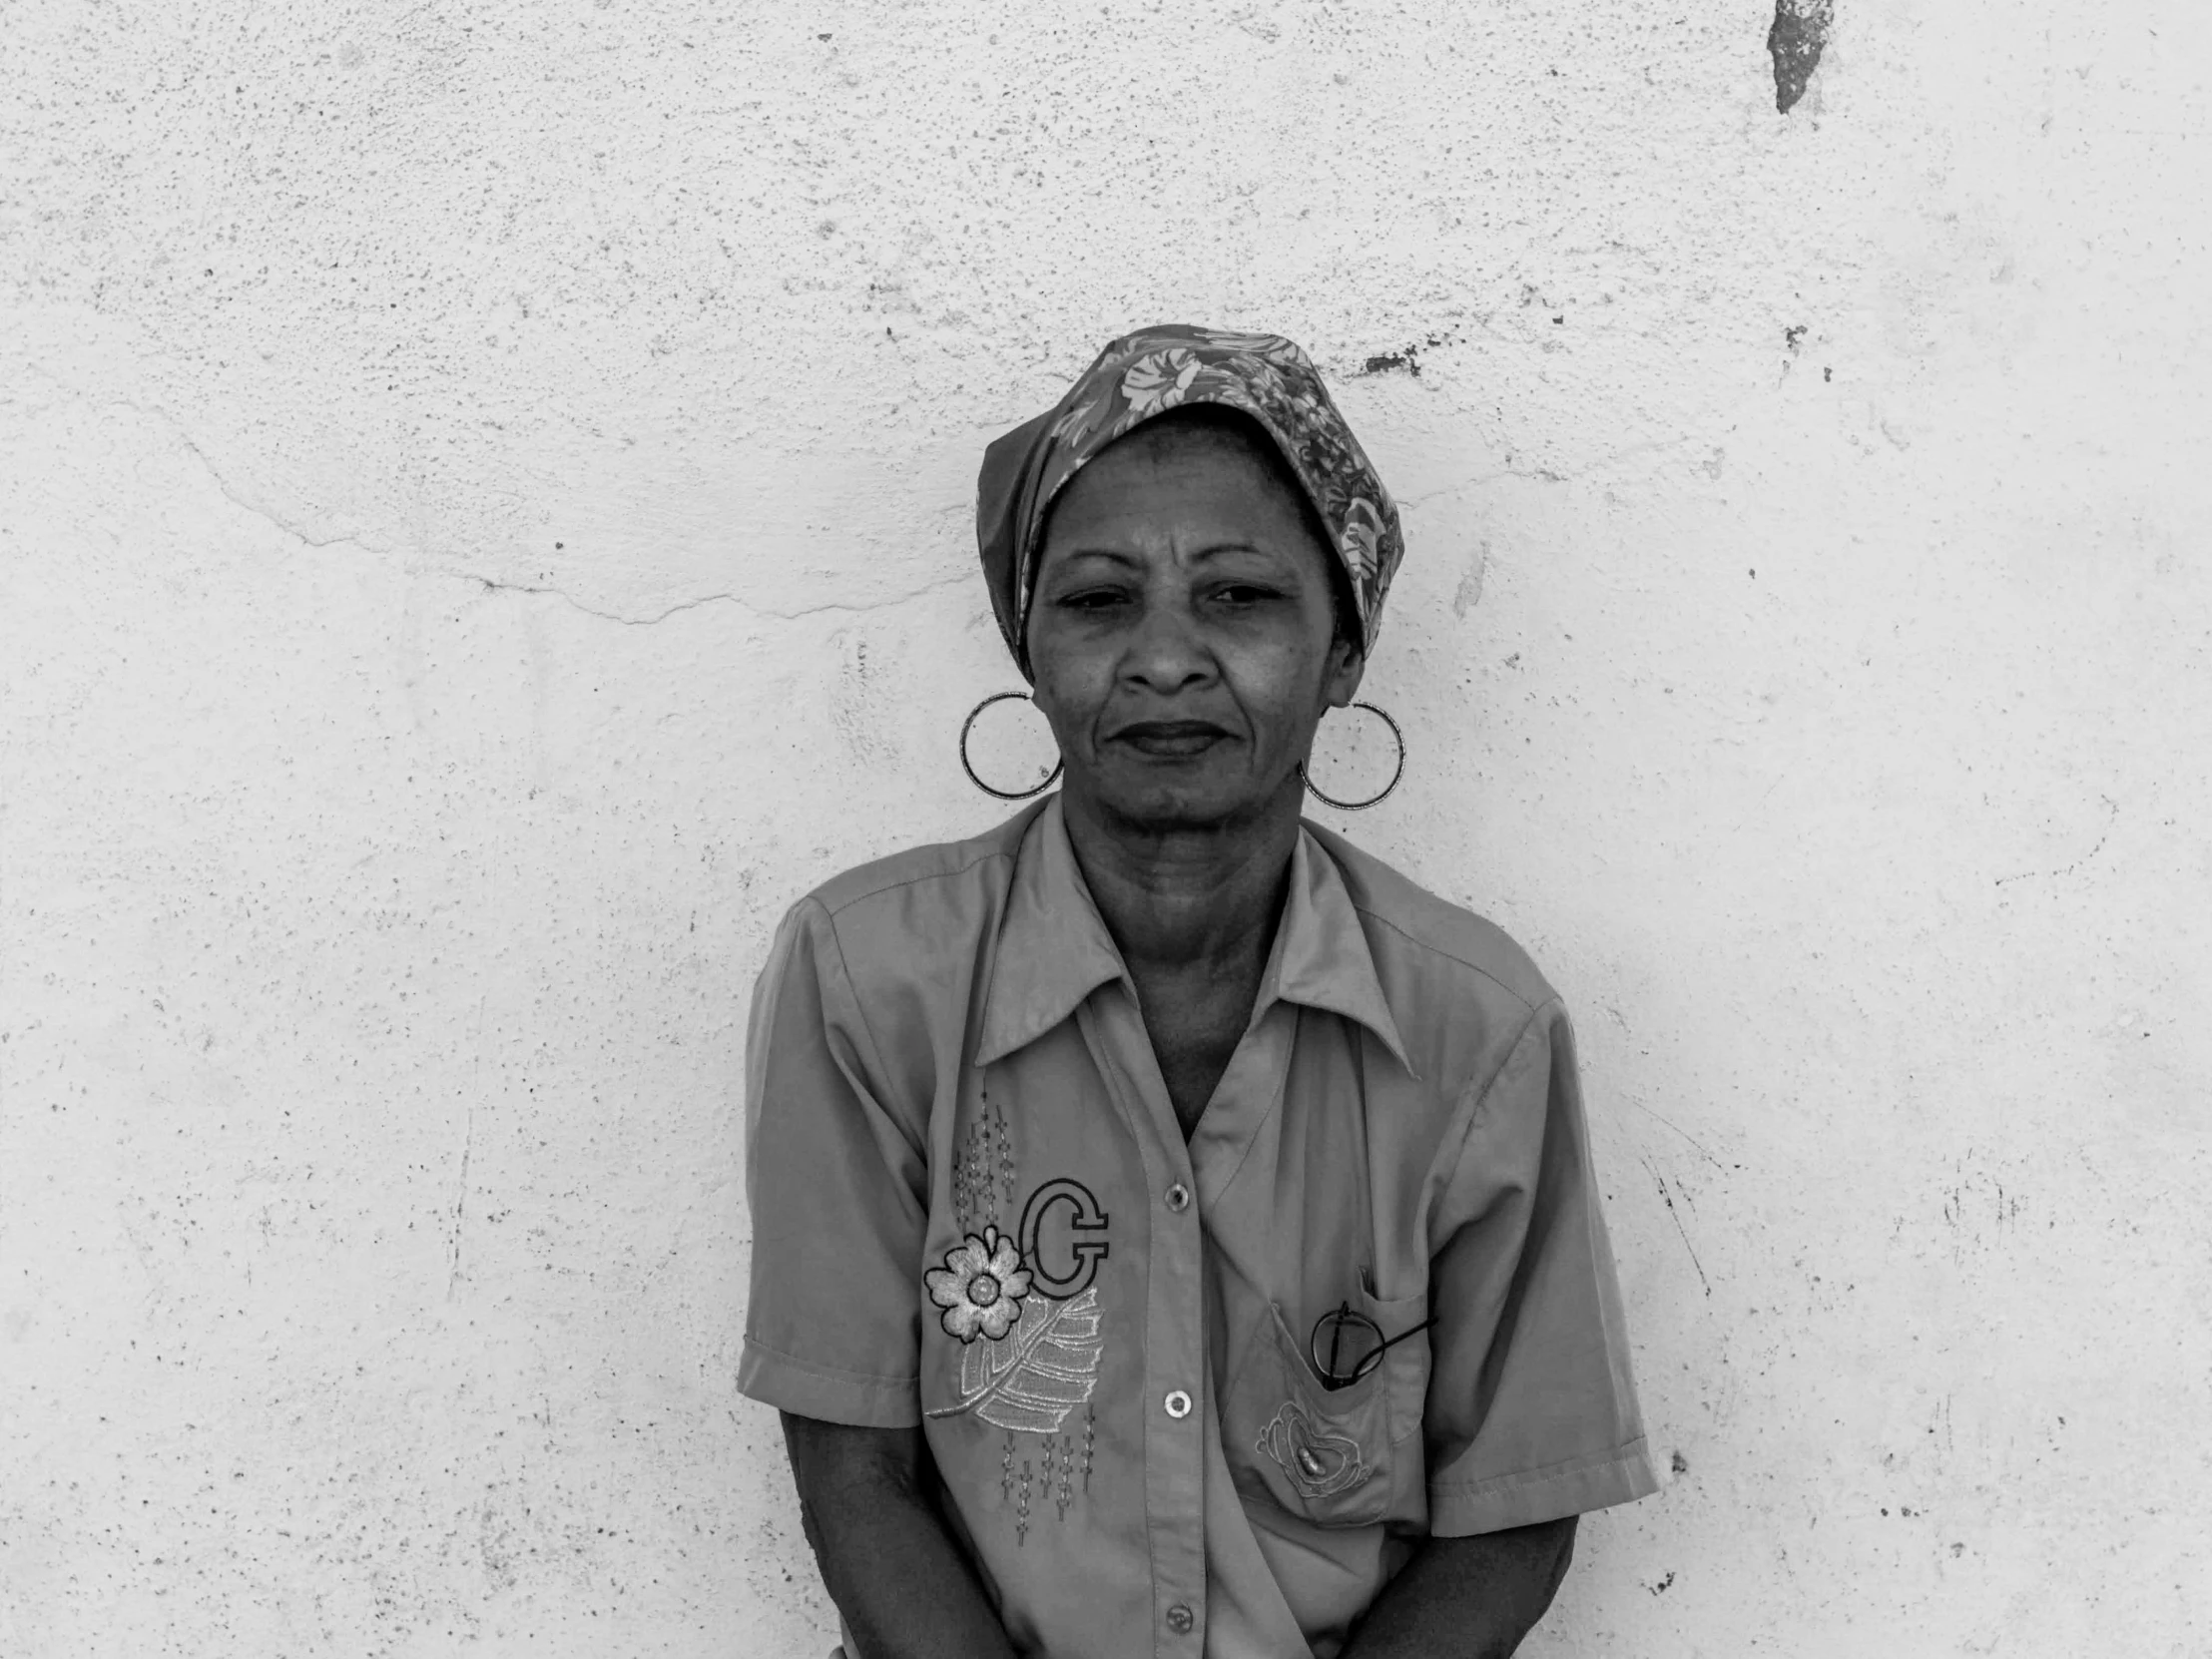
top-left (93, 394), bottom-right (374, 554)
top-left (1993, 796), bottom-right (2118, 887)
top-left (458, 567), bottom-right (971, 626)
top-left (88, 385), bottom-right (975, 627)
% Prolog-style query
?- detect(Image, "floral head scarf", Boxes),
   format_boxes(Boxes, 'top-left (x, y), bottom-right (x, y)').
top-left (976, 323), bottom-right (1404, 680)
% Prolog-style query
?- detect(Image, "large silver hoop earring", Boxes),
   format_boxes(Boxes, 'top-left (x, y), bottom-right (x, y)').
top-left (1299, 701), bottom-right (1405, 812)
top-left (959, 691), bottom-right (1064, 801)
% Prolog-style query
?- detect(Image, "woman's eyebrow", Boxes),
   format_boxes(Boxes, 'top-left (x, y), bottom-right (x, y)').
top-left (1044, 541), bottom-right (1289, 570)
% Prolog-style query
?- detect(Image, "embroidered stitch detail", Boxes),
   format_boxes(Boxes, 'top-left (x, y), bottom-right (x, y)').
top-left (1256, 1400), bottom-right (1372, 1498)
top-left (925, 1226), bottom-right (1034, 1344)
top-left (927, 1176), bottom-right (1112, 1433)
top-left (955, 1095), bottom-right (1014, 1235)
top-left (924, 1285), bottom-right (1104, 1433)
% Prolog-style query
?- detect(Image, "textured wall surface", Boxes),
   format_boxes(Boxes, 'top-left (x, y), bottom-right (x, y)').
top-left (4, 1), bottom-right (2209, 1653)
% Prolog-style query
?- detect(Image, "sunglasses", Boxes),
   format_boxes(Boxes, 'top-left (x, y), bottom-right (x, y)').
top-left (1309, 1300), bottom-right (1435, 1391)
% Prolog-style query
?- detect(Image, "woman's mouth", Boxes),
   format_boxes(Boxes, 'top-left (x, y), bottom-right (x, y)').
top-left (1112, 721), bottom-right (1233, 758)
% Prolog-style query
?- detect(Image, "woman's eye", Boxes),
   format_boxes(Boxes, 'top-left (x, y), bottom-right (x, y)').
top-left (1056, 589), bottom-right (1129, 611)
top-left (1213, 584), bottom-right (1280, 605)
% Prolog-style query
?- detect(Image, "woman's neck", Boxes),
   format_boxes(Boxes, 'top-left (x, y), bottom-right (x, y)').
top-left (1058, 782), bottom-right (1302, 979)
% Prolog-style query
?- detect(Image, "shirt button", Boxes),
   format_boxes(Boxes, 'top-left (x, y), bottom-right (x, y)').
top-left (1165, 1182), bottom-right (1191, 1212)
top-left (1164, 1388), bottom-right (1193, 1419)
top-left (1166, 1604), bottom-right (1196, 1635)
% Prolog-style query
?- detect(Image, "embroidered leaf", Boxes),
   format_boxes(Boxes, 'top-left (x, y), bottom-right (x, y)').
top-left (930, 1289), bottom-right (1103, 1434)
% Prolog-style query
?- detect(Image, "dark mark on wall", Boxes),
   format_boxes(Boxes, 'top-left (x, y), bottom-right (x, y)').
top-left (1360, 328), bottom-right (1458, 377)
top-left (1648, 1571), bottom-right (1676, 1595)
top-left (1785, 324), bottom-right (1807, 353)
top-left (1768, 0), bottom-right (1833, 115)
top-left (1671, 1449), bottom-right (1690, 1474)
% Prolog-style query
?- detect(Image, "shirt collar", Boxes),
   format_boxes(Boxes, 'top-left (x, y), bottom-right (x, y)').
top-left (1256, 825), bottom-right (1414, 1072)
top-left (976, 797), bottom-right (1413, 1073)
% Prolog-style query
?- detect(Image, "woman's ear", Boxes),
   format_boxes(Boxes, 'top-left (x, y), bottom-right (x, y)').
top-left (1322, 638), bottom-right (1366, 710)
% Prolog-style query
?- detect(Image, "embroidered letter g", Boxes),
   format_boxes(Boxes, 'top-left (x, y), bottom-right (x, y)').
top-left (1017, 1178), bottom-right (1110, 1299)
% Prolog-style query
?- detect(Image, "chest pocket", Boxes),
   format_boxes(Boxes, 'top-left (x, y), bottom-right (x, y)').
top-left (1220, 1284), bottom-right (1431, 1529)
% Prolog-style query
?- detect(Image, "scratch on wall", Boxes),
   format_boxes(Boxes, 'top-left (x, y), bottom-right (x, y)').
top-left (1642, 1158), bottom-right (1713, 1298)
top-left (448, 992), bottom-right (486, 1300)
top-left (1768, 0), bottom-right (1833, 115)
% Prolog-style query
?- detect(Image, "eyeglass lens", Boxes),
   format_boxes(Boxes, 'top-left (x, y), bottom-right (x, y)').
top-left (1310, 1302), bottom-right (1434, 1389)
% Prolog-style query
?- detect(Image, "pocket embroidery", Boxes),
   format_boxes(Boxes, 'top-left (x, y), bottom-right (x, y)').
top-left (1255, 1398), bottom-right (1372, 1497)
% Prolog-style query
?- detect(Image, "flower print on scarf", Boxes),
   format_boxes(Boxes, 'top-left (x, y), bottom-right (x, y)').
top-left (926, 1226), bottom-right (1035, 1343)
top-left (1049, 387), bottom-right (1115, 446)
top-left (1120, 348), bottom-right (1202, 421)
top-left (1338, 497), bottom-right (1386, 592)
top-left (1194, 329), bottom-right (1310, 370)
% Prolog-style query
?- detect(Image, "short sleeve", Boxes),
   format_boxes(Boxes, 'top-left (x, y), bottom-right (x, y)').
top-left (1420, 1001), bottom-right (1660, 1534)
top-left (737, 898), bottom-right (929, 1427)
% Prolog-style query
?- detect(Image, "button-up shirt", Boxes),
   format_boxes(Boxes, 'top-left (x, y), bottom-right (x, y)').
top-left (739, 797), bottom-right (1657, 1658)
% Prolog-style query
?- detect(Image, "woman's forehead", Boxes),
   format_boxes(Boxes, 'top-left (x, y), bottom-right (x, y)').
top-left (1040, 423), bottom-right (1320, 559)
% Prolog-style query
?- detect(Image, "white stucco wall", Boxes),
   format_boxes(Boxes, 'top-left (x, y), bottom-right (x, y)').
top-left (5, 1), bottom-right (2209, 1653)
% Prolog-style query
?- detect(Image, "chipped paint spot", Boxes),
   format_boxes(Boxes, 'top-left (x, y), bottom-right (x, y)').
top-left (1452, 545), bottom-right (1488, 618)
top-left (1769, 0), bottom-right (1833, 114)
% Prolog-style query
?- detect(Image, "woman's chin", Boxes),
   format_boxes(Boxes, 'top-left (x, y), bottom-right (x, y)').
top-left (1075, 766), bottom-right (1295, 834)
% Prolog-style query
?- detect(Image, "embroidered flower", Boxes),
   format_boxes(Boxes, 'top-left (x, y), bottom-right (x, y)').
top-left (926, 1226), bottom-right (1035, 1343)
top-left (1120, 348), bottom-right (1202, 419)
top-left (1256, 1399), bottom-right (1371, 1497)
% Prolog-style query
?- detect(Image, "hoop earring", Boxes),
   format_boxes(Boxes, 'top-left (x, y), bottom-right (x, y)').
top-left (1299, 701), bottom-right (1405, 812)
top-left (959, 691), bottom-right (1064, 801)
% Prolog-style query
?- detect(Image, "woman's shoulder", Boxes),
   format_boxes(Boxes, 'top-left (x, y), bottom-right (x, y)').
top-left (788, 802), bottom-right (1044, 930)
top-left (1304, 823), bottom-right (1560, 1019)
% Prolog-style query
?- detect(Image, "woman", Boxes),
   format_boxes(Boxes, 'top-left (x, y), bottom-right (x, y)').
top-left (740, 325), bottom-right (1657, 1658)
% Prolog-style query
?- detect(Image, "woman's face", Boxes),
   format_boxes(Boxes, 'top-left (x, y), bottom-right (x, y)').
top-left (1025, 421), bottom-right (1365, 831)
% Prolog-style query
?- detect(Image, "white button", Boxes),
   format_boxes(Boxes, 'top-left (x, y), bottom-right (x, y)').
top-left (1165, 1182), bottom-right (1191, 1212)
top-left (1164, 1388), bottom-right (1193, 1418)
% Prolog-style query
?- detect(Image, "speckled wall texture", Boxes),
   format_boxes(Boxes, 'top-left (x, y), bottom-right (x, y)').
top-left (4, 1), bottom-right (2208, 1653)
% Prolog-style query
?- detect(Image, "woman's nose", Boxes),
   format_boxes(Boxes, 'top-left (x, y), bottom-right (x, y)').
top-left (1122, 597), bottom-right (1214, 694)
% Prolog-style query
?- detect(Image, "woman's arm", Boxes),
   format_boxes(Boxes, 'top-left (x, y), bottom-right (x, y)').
top-left (781, 1413), bottom-right (1018, 1659)
top-left (1339, 1516), bottom-right (1578, 1659)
